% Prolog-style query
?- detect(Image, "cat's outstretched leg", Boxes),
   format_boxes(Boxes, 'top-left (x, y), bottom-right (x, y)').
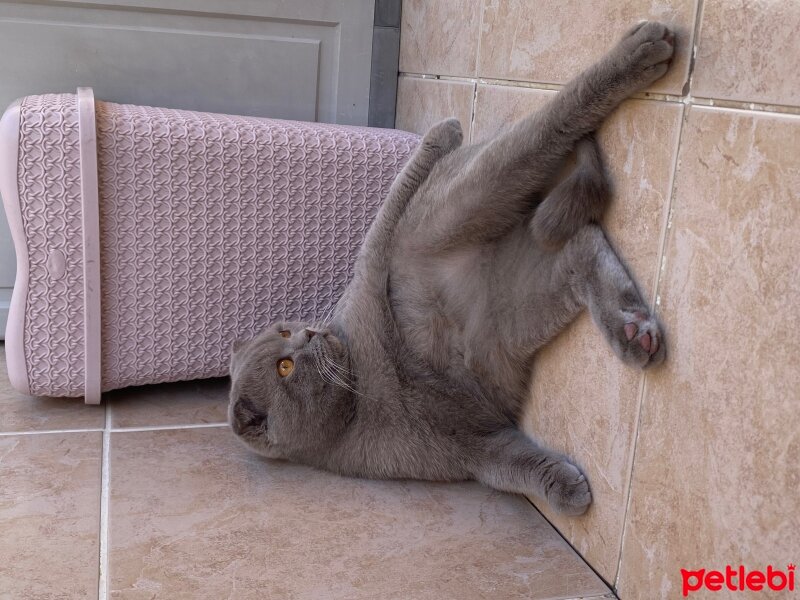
top-left (567, 225), bottom-right (666, 368)
top-left (422, 22), bottom-right (674, 250)
top-left (475, 428), bottom-right (592, 516)
top-left (529, 134), bottom-right (610, 250)
top-left (338, 118), bottom-right (463, 343)
top-left (355, 117), bottom-right (463, 275)
top-left (495, 21), bottom-right (675, 179)
top-left (345, 117), bottom-right (463, 316)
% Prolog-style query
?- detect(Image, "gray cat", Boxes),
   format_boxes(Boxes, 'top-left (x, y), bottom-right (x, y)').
top-left (229, 22), bottom-right (673, 516)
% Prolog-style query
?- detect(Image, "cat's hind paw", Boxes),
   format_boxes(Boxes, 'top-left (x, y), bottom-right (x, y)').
top-left (616, 21), bottom-right (676, 88)
top-left (423, 117), bottom-right (463, 154)
top-left (618, 309), bottom-right (666, 368)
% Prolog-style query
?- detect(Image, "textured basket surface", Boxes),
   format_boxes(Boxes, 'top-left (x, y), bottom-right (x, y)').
top-left (14, 94), bottom-right (419, 396)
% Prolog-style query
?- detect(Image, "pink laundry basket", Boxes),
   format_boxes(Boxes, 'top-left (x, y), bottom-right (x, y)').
top-left (0, 88), bottom-right (420, 404)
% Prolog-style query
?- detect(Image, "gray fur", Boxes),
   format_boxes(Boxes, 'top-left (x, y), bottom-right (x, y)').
top-left (229, 22), bottom-right (673, 516)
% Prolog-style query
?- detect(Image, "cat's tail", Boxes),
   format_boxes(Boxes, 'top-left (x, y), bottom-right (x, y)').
top-left (529, 134), bottom-right (611, 250)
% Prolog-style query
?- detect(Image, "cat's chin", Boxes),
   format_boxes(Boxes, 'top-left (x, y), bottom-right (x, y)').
top-left (231, 430), bottom-right (282, 459)
top-left (252, 446), bottom-right (284, 460)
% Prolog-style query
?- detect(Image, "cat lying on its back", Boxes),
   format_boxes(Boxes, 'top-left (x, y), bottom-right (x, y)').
top-left (228, 22), bottom-right (672, 516)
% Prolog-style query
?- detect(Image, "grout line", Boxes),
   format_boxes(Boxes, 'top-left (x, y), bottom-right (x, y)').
top-left (524, 497), bottom-right (619, 599)
top-left (680, 0), bottom-right (703, 99)
top-left (473, 0), bottom-right (485, 80)
top-left (612, 357), bottom-right (653, 591)
top-left (0, 427), bottom-right (104, 436)
top-left (612, 1), bottom-right (705, 589)
top-left (0, 421), bottom-right (230, 437)
top-left (468, 82), bottom-right (479, 144)
top-left (545, 595), bottom-right (618, 600)
top-left (110, 422), bottom-right (229, 433)
top-left (398, 72), bottom-right (800, 116)
top-left (469, 0), bottom-right (486, 145)
top-left (685, 96), bottom-right (800, 117)
top-left (98, 402), bottom-right (110, 600)
top-left (477, 77), bottom-right (564, 92)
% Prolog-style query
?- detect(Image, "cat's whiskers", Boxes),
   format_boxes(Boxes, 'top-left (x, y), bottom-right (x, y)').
top-left (314, 356), bottom-right (339, 390)
top-left (318, 347), bottom-right (355, 381)
top-left (318, 302), bottom-right (337, 329)
top-left (323, 355), bottom-right (355, 379)
top-left (324, 362), bottom-right (360, 396)
top-left (321, 359), bottom-right (358, 394)
top-left (313, 347), bottom-right (366, 398)
top-left (324, 366), bottom-right (357, 393)
top-left (312, 345), bottom-right (351, 390)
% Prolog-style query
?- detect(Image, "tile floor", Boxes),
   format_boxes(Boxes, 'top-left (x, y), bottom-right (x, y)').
top-left (1, 345), bottom-right (612, 600)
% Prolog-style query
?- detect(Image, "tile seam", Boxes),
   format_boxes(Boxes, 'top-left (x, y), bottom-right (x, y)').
top-left (686, 99), bottom-right (800, 118)
top-left (524, 497), bottom-right (619, 598)
top-left (110, 422), bottom-right (229, 433)
top-left (469, 0), bottom-right (486, 144)
top-left (468, 81), bottom-right (478, 145)
top-left (398, 73), bottom-right (800, 115)
top-left (0, 422), bottom-right (230, 436)
top-left (542, 594), bottom-right (618, 600)
top-left (473, 0), bottom-right (486, 81)
top-left (612, 0), bottom-right (705, 588)
top-left (98, 402), bottom-right (110, 600)
top-left (555, 595), bottom-right (618, 600)
top-left (0, 427), bottom-right (104, 436)
top-left (611, 109), bottom-right (683, 592)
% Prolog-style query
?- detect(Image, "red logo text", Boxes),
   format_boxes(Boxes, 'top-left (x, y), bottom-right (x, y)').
top-left (681, 565), bottom-right (795, 596)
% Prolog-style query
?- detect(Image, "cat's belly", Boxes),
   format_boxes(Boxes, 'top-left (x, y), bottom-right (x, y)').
top-left (388, 247), bottom-right (531, 402)
top-left (387, 224), bottom-right (584, 403)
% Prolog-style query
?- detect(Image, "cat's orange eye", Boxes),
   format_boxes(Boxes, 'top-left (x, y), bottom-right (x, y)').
top-left (279, 330), bottom-right (291, 338)
top-left (277, 358), bottom-right (294, 377)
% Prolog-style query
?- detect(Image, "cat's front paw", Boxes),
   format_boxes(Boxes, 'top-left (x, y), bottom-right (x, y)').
top-left (616, 21), bottom-right (675, 88)
top-left (618, 309), bottom-right (666, 368)
top-left (546, 461), bottom-right (592, 517)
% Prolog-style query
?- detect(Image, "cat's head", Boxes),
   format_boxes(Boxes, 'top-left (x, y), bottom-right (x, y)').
top-left (228, 321), bottom-right (355, 461)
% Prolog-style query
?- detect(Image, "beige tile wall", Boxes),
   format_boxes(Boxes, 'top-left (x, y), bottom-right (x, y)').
top-left (398, 0), bottom-right (800, 595)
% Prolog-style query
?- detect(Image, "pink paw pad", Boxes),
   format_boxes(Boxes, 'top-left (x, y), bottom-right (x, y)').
top-left (625, 312), bottom-right (660, 356)
top-left (640, 332), bottom-right (651, 353)
top-left (649, 332), bottom-right (660, 355)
